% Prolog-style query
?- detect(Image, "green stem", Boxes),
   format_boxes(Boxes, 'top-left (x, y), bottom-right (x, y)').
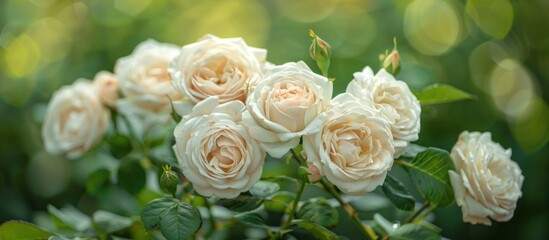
top-left (414, 205), bottom-right (436, 223)
top-left (203, 196), bottom-right (216, 239)
top-left (405, 202), bottom-right (430, 223)
top-left (290, 148), bottom-right (303, 165)
top-left (270, 180), bottom-right (306, 240)
top-left (320, 180), bottom-right (374, 240)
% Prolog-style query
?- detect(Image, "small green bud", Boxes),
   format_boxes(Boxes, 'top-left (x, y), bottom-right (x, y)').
top-left (380, 37), bottom-right (401, 76)
top-left (309, 29), bottom-right (332, 77)
top-left (160, 165), bottom-right (178, 197)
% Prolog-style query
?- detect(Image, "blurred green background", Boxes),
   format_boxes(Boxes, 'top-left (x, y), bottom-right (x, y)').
top-left (1, 0), bottom-right (548, 239)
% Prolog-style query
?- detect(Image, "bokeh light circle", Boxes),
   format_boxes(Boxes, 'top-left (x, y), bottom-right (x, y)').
top-left (404, 0), bottom-right (462, 55)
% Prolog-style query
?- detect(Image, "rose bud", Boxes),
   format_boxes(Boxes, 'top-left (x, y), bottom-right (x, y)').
top-left (160, 165), bottom-right (179, 197)
top-left (381, 38), bottom-right (401, 76)
top-left (309, 30), bottom-right (332, 77)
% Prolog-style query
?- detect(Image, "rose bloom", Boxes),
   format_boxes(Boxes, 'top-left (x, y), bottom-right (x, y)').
top-left (42, 80), bottom-right (110, 159)
top-left (346, 67), bottom-right (420, 157)
top-left (449, 131), bottom-right (524, 225)
top-left (303, 93), bottom-right (395, 195)
top-left (93, 71), bottom-right (119, 107)
top-left (173, 97), bottom-right (265, 198)
top-left (242, 61), bottom-right (333, 158)
top-left (170, 34), bottom-right (266, 106)
top-left (115, 39), bottom-right (184, 114)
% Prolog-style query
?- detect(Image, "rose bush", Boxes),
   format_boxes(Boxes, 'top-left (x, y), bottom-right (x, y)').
top-left (26, 32), bottom-right (527, 240)
top-left (347, 67), bottom-right (421, 157)
top-left (172, 97), bottom-right (265, 198)
top-left (243, 61), bottom-right (332, 157)
top-left (42, 80), bottom-right (109, 159)
top-left (449, 131), bottom-right (524, 225)
top-left (303, 93), bottom-right (395, 195)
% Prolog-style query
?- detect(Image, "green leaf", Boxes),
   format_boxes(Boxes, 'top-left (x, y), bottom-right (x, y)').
top-left (234, 211), bottom-right (268, 229)
top-left (141, 197), bottom-right (178, 230)
top-left (106, 134), bottom-right (132, 159)
top-left (291, 220), bottom-right (339, 240)
top-left (86, 168), bottom-right (111, 195)
top-left (0, 221), bottom-right (56, 240)
top-left (297, 198), bottom-right (338, 228)
top-left (405, 148), bottom-right (455, 207)
top-left (249, 181), bottom-right (280, 198)
top-left (159, 201), bottom-right (202, 240)
top-left (93, 210), bottom-right (134, 234)
top-left (218, 194), bottom-right (264, 212)
top-left (98, 186), bottom-right (140, 215)
top-left (389, 224), bottom-right (441, 240)
top-left (264, 191), bottom-right (296, 212)
top-left (414, 84), bottom-right (474, 105)
top-left (141, 197), bottom-right (202, 240)
top-left (382, 175), bottom-right (415, 211)
top-left (117, 159), bottom-right (146, 195)
top-left (47, 205), bottom-right (91, 232)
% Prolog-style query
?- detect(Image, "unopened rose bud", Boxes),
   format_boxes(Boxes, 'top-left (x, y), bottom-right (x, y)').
top-left (304, 162), bottom-right (323, 183)
top-left (160, 165), bottom-right (178, 197)
top-left (380, 38), bottom-right (401, 76)
top-left (309, 30), bottom-right (332, 77)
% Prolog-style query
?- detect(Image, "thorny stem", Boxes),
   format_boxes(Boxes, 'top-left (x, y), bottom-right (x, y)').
top-left (405, 201), bottom-right (430, 223)
top-left (270, 180), bottom-right (306, 240)
top-left (320, 180), bottom-right (375, 240)
top-left (290, 148), bottom-right (303, 165)
top-left (288, 147), bottom-right (374, 239)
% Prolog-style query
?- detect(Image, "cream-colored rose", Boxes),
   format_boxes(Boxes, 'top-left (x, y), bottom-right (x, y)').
top-left (170, 34), bottom-right (266, 104)
top-left (303, 93), bottom-right (395, 195)
top-left (242, 61), bottom-right (333, 158)
top-left (42, 80), bottom-right (110, 159)
top-left (93, 71), bottom-right (119, 107)
top-left (173, 97), bottom-right (265, 198)
top-left (115, 39), bottom-right (184, 114)
top-left (346, 67), bottom-right (421, 157)
top-left (448, 131), bottom-right (524, 225)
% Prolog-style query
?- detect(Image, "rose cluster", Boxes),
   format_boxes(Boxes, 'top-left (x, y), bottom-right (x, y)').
top-left (42, 34), bottom-right (523, 226)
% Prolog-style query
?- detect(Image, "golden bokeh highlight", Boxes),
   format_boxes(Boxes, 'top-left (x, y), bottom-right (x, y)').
top-left (489, 59), bottom-right (534, 119)
top-left (323, 5), bottom-right (376, 58)
top-left (466, 0), bottom-right (514, 39)
top-left (161, 0), bottom-right (270, 47)
top-left (510, 97), bottom-right (549, 152)
top-left (3, 34), bottom-right (41, 78)
top-left (114, 0), bottom-right (151, 16)
top-left (276, 0), bottom-right (339, 23)
top-left (404, 0), bottom-right (462, 55)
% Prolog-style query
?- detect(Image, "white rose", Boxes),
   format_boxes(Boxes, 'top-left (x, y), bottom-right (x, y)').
top-left (173, 97), bottom-right (265, 198)
top-left (303, 93), bottom-right (395, 195)
top-left (93, 71), bottom-right (119, 107)
top-left (448, 131), bottom-right (524, 225)
top-left (346, 67), bottom-right (421, 157)
top-left (115, 39), bottom-right (184, 114)
top-left (242, 61), bottom-right (333, 158)
top-left (42, 80), bottom-right (110, 159)
top-left (170, 34), bottom-right (267, 105)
